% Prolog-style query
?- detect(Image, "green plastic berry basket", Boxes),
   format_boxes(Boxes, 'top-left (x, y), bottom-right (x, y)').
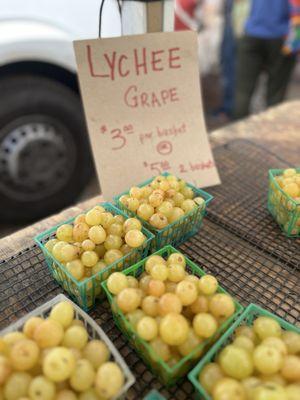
top-left (188, 303), bottom-right (300, 400)
top-left (268, 168), bottom-right (300, 237)
top-left (102, 245), bottom-right (243, 386)
top-left (143, 390), bottom-right (166, 399)
top-left (34, 203), bottom-right (154, 311)
top-left (0, 294), bottom-right (135, 399)
top-left (114, 172), bottom-right (213, 251)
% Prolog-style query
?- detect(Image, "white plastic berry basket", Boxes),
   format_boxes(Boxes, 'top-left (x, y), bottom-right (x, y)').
top-left (0, 294), bottom-right (135, 399)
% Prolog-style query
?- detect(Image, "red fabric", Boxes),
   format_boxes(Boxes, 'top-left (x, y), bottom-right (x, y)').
top-left (174, 0), bottom-right (198, 31)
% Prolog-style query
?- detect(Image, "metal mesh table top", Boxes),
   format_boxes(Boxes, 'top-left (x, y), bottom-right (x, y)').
top-left (0, 139), bottom-right (299, 399)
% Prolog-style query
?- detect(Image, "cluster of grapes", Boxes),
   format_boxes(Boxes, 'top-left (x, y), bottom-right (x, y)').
top-left (106, 253), bottom-right (236, 367)
top-left (119, 174), bottom-right (205, 229)
top-left (199, 316), bottom-right (300, 400)
top-left (275, 168), bottom-right (300, 201)
top-left (0, 301), bottom-right (125, 399)
top-left (44, 205), bottom-right (147, 283)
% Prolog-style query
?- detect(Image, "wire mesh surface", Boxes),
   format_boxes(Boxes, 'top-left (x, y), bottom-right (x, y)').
top-left (0, 220), bottom-right (299, 399)
top-left (207, 139), bottom-right (300, 269)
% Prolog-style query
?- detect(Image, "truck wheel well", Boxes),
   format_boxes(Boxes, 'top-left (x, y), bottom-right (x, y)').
top-left (0, 61), bottom-right (78, 92)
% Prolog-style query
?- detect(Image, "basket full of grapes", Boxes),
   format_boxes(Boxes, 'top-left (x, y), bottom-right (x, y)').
top-left (102, 245), bottom-right (243, 386)
top-left (188, 303), bottom-right (300, 400)
top-left (114, 173), bottom-right (213, 251)
top-left (34, 203), bottom-right (154, 310)
top-left (268, 168), bottom-right (300, 237)
top-left (0, 294), bottom-right (135, 399)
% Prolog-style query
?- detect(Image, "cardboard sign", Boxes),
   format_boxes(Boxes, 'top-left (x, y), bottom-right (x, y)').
top-left (74, 31), bottom-right (220, 200)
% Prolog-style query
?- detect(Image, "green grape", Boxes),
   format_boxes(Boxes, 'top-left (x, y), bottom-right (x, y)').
top-left (0, 355), bottom-right (12, 385)
top-left (62, 326), bottom-right (88, 350)
top-left (169, 180), bottom-right (180, 191)
top-left (282, 331), bottom-right (300, 354)
top-left (23, 317), bottom-right (43, 339)
top-left (104, 234), bottom-right (123, 250)
top-left (176, 280), bottom-right (198, 305)
top-left (28, 376), bottom-right (56, 400)
top-left (209, 293), bottom-right (235, 319)
top-left (127, 197), bottom-right (140, 212)
top-left (180, 186), bottom-right (194, 199)
top-left (85, 208), bottom-right (102, 226)
top-left (159, 313), bottom-right (189, 346)
top-left (49, 301), bottom-right (74, 329)
top-left (107, 223), bottom-right (123, 236)
top-left (78, 389), bottom-right (99, 400)
top-left (252, 383), bottom-right (287, 400)
top-left (150, 263), bottom-right (168, 281)
top-left (158, 293), bottom-right (182, 316)
top-left (10, 339), bottom-right (39, 371)
top-left (149, 212), bottom-right (168, 229)
top-left (178, 328), bottom-right (203, 358)
top-left (281, 355), bottom-right (300, 382)
top-left (198, 275), bottom-right (218, 295)
top-left (253, 345), bottom-right (283, 375)
top-left (233, 336), bottom-right (255, 353)
top-left (123, 218), bottom-right (142, 232)
top-left (145, 255), bottom-right (166, 274)
top-left (125, 229), bottom-right (146, 248)
top-left (193, 313), bottom-right (218, 338)
top-left (56, 390), bottom-right (78, 400)
top-left (148, 193), bottom-right (164, 208)
top-left (219, 345), bottom-right (254, 379)
top-left (117, 288), bottom-right (141, 313)
top-left (104, 249), bottom-right (123, 265)
top-left (45, 239), bottom-right (59, 254)
top-left (285, 384), bottom-right (300, 400)
top-left (199, 362), bottom-right (224, 394)
top-left (52, 241), bottom-right (67, 262)
top-left (66, 260), bottom-right (85, 280)
top-left (107, 272), bottom-right (128, 295)
top-left (4, 372), bottom-right (32, 400)
top-left (56, 224), bottom-right (73, 242)
top-left (70, 359), bottom-right (95, 392)
top-left (168, 207), bottom-right (185, 223)
top-left (142, 296), bottom-right (159, 317)
top-left (150, 337), bottom-right (171, 362)
top-left (126, 309), bottom-right (145, 329)
top-left (73, 222), bottom-right (90, 242)
top-left (43, 347), bottom-right (76, 382)
top-left (213, 378), bottom-right (246, 400)
top-left (60, 244), bottom-right (79, 263)
top-left (95, 362), bottom-right (124, 399)
top-left (137, 317), bottom-right (158, 341)
top-left (148, 280), bottom-right (165, 297)
top-left (81, 251), bottom-right (99, 267)
top-left (167, 253), bottom-right (186, 268)
top-left (34, 320), bottom-right (64, 348)
top-left (83, 340), bottom-right (109, 369)
top-left (181, 199), bottom-right (196, 213)
top-left (253, 317), bottom-right (282, 340)
top-left (137, 203), bottom-right (155, 221)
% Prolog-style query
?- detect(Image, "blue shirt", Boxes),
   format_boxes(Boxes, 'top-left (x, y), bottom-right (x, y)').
top-left (245, 0), bottom-right (290, 39)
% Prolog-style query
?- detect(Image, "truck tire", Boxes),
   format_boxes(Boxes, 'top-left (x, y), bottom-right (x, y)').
top-left (0, 75), bottom-right (94, 222)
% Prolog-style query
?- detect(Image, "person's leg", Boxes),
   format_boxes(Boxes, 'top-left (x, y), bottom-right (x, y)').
top-left (234, 36), bottom-right (264, 119)
top-left (221, 24), bottom-right (236, 116)
top-left (265, 39), bottom-right (296, 107)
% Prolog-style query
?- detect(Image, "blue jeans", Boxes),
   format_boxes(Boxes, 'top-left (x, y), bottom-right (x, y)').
top-left (220, 24), bottom-right (236, 116)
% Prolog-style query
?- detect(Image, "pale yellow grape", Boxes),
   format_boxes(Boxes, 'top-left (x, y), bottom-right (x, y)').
top-left (52, 242), bottom-right (67, 262)
top-left (173, 192), bottom-right (185, 206)
top-left (3, 332), bottom-right (26, 347)
top-left (209, 293), bottom-right (235, 319)
top-left (56, 390), bottom-right (77, 400)
top-left (148, 280), bottom-right (165, 297)
top-left (137, 203), bottom-right (154, 221)
top-left (281, 355), bottom-right (300, 381)
top-left (81, 239), bottom-right (95, 251)
top-left (181, 199), bottom-right (196, 213)
top-left (219, 345), bottom-right (254, 379)
top-left (137, 317), bottom-right (158, 341)
top-left (283, 168), bottom-right (297, 177)
top-left (49, 301), bottom-right (74, 329)
top-left (150, 337), bottom-right (171, 362)
top-left (62, 326), bottom-right (88, 350)
top-left (28, 376), bottom-right (56, 400)
top-left (74, 213), bottom-right (86, 224)
top-left (119, 194), bottom-right (130, 207)
top-left (168, 264), bottom-right (185, 282)
top-left (139, 274), bottom-right (152, 292)
top-left (81, 251), bottom-right (99, 267)
top-left (212, 378), bottom-right (246, 400)
top-left (83, 340), bottom-right (109, 369)
top-left (167, 253), bottom-right (186, 268)
top-left (60, 244), bottom-right (79, 263)
top-left (123, 218), bottom-right (142, 233)
top-left (148, 192), bottom-right (164, 208)
top-left (259, 373), bottom-right (286, 385)
top-left (125, 229), bottom-right (145, 248)
top-left (241, 377), bottom-right (261, 399)
top-left (176, 280), bottom-right (197, 306)
top-left (253, 345), bottom-right (283, 375)
top-left (178, 328), bottom-right (203, 358)
top-left (43, 347), bottom-right (75, 382)
top-left (194, 196), bottom-right (205, 209)
top-left (34, 320), bottom-right (64, 348)
top-left (145, 255), bottom-right (166, 274)
top-left (87, 226), bottom-right (106, 245)
top-left (117, 288), bottom-right (141, 313)
top-left (99, 212), bottom-right (113, 228)
top-left (262, 337), bottom-right (287, 356)
top-left (107, 223), bottom-right (123, 236)
top-left (185, 275), bottom-right (199, 285)
top-left (157, 201), bottom-right (173, 218)
top-left (45, 239), bottom-right (58, 254)
top-left (104, 249), bottom-right (123, 264)
top-left (4, 372), bottom-right (32, 400)
top-left (126, 309), bottom-right (145, 329)
top-left (168, 207), bottom-right (185, 223)
top-left (70, 348), bottom-right (82, 361)
top-left (121, 243), bottom-right (132, 255)
top-left (252, 383), bottom-right (286, 400)
top-left (104, 234), bottom-right (123, 250)
top-left (233, 336), bottom-right (255, 353)
top-left (284, 183), bottom-right (300, 198)
top-left (159, 313), bottom-right (189, 346)
top-left (159, 179), bottom-right (170, 191)
top-left (23, 317), bottom-right (43, 339)
top-left (95, 362), bottom-right (124, 399)
top-left (158, 293), bottom-right (182, 316)
top-left (253, 316), bottom-right (282, 340)
top-left (285, 385), bottom-right (300, 400)
top-left (150, 263), bottom-right (168, 281)
top-left (193, 313), bottom-right (218, 338)
top-left (149, 213), bottom-right (168, 229)
top-left (73, 222), bottom-right (89, 242)
top-left (70, 359), bottom-right (95, 392)
top-left (198, 275), bottom-right (218, 295)
top-left (56, 224), bottom-right (73, 242)
top-left (107, 272), bottom-right (128, 295)
top-left (129, 186), bottom-right (143, 199)
top-left (142, 296), bottom-right (159, 317)
top-left (66, 260), bottom-right (84, 280)
top-left (127, 276), bottom-right (139, 288)
top-left (10, 339), bottom-right (39, 371)
top-left (78, 389), bottom-right (100, 400)
top-left (190, 296), bottom-right (209, 314)
top-left (0, 356), bottom-right (12, 385)
top-left (282, 331), bottom-right (300, 354)
top-left (85, 208), bottom-right (102, 226)
top-left (235, 325), bottom-right (257, 343)
top-left (199, 362), bottom-right (224, 394)
top-left (127, 197), bottom-right (140, 212)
